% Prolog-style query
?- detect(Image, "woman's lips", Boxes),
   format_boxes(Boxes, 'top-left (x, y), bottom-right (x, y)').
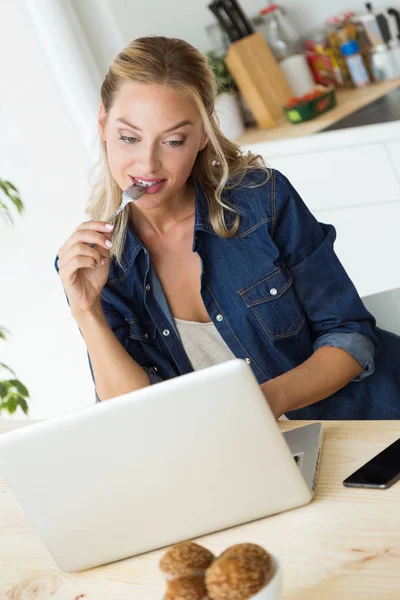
top-left (129, 176), bottom-right (166, 194)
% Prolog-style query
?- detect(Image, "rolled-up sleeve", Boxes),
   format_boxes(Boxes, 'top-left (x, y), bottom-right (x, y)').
top-left (313, 332), bottom-right (375, 381)
top-left (271, 170), bottom-right (378, 359)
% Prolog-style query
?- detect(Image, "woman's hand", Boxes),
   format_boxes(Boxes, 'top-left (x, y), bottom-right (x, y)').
top-left (57, 221), bottom-right (114, 316)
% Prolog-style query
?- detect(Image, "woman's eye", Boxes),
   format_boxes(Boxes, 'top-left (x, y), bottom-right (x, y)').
top-left (119, 135), bottom-right (138, 144)
top-left (119, 136), bottom-right (184, 148)
top-left (165, 140), bottom-right (185, 148)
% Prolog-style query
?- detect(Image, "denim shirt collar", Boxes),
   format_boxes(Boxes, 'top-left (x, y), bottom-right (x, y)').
top-left (115, 177), bottom-right (217, 274)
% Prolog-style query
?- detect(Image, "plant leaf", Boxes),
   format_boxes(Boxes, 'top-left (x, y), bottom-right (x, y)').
top-left (0, 388), bottom-right (29, 414)
top-left (0, 200), bottom-right (14, 225)
top-left (0, 178), bottom-right (20, 198)
top-left (7, 395), bottom-right (18, 414)
top-left (0, 325), bottom-right (11, 340)
top-left (0, 178), bottom-right (24, 220)
top-left (18, 396), bottom-right (29, 415)
top-left (3, 180), bottom-right (18, 192)
top-left (205, 50), bottom-right (238, 95)
top-left (8, 195), bottom-right (24, 214)
top-left (8, 379), bottom-right (29, 397)
top-left (0, 363), bottom-right (17, 376)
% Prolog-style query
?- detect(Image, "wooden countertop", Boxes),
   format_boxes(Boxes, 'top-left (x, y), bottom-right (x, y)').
top-left (1, 420), bottom-right (400, 599)
top-left (236, 78), bottom-right (400, 145)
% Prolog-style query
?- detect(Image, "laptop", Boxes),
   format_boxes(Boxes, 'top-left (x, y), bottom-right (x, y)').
top-left (0, 359), bottom-right (323, 573)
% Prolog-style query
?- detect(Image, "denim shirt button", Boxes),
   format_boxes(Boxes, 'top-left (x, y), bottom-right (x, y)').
top-left (163, 329), bottom-right (170, 336)
top-left (216, 314), bottom-right (224, 321)
top-left (144, 333), bottom-right (149, 339)
top-left (245, 357), bottom-right (251, 364)
top-left (269, 288), bottom-right (278, 296)
top-left (145, 284), bottom-right (151, 292)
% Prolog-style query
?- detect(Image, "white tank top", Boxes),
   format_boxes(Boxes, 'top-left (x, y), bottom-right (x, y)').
top-left (173, 317), bottom-right (236, 371)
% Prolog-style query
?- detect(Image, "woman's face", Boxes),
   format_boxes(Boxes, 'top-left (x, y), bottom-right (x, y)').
top-left (98, 81), bottom-right (208, 207)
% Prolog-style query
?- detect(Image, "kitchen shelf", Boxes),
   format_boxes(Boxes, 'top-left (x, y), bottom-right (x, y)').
top-left (235, 77), bottom-right (400, 144)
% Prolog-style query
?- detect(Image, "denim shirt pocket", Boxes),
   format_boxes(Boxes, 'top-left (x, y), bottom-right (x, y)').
top-left (127, 318), bottom-right (157, 343)
top-left (238, 264), bottom-right (305, 339)
top-left (126, 318), bottom-right (168, 370)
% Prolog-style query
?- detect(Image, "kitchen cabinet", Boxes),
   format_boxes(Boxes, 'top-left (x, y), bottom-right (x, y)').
top-left (265, 143), bottom-right (400, 212)
top-left (386, 140), bottom-right (400, 181)
top-left (242, 121), bottom-right (400, 214)
top-left (311, 202), bottom-right (400, 298)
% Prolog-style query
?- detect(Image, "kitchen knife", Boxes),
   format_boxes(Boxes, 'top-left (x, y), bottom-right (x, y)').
top-left (219, 0), bottom-right (249, 40)
top-left (222, 0), bottom-right (255, 37)
top-left (208, 1), bottom-right (241, 43)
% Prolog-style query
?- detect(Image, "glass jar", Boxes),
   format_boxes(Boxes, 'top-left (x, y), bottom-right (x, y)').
top-left (258, 4), bottom-right (300, 61)
top-left (259, 4), bottom-right (315, 97)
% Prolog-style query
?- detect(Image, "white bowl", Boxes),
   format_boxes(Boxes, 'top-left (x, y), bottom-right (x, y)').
top-left (250, 554), bottom-right (282, 600)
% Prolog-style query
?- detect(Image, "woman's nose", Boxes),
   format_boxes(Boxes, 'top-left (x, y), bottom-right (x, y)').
top-left (135, 144), bottom-right (161, 173)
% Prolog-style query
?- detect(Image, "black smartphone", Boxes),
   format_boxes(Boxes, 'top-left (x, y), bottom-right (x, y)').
top-left (343, 437), bottom-right (400, 489)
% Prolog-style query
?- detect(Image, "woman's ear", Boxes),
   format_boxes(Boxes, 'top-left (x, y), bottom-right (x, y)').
top-left (199, 133), bottom-right (208, 152)
top-left (98, 103), bottom-right (107, 141)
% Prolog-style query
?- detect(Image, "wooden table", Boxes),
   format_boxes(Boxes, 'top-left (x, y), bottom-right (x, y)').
top-left (1, 420), bottom-right (399, 599)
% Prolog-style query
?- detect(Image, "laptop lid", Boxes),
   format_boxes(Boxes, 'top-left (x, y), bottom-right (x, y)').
top-left (0, 359), bottom-right (311, 572)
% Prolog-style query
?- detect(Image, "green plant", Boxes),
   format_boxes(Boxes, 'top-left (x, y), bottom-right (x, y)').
top-left (0, 178), bottom-right (29, 415)
top-left (205, 50), bottom-right (238, 95)
top-left (0, 179), bottom-right (23, 224)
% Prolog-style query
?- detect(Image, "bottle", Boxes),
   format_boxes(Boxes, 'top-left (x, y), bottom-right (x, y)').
top-left (259, 4), bottom-right (315, 97)
top-left (325, 15), bottom-right (354, 86)
top-left (305, 36), bottom-right (338, 87)
top-left (340, 40), bottom-right (370, 87)
top-left (340, 11), bottom-right (374, 80)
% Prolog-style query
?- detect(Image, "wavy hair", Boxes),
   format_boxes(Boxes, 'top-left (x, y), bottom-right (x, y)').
top-left (87, 35), bottom-right (270, 268)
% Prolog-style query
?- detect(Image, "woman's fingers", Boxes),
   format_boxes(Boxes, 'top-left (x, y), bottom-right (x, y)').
top-left (60, 255), bottom-right (99, 280)
top-left (58, 221), bottom-right (114, 257)
top-left (58, 243), bottom-right (105, 271)
top-left (76, 220), bottom-right (114, 232)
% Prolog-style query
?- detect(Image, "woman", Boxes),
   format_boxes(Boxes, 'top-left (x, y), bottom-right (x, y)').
top-left (55, 36), bottom-right (400, 419)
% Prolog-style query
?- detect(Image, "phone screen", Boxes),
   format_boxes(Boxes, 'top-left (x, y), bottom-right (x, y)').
top-left (343, 437), bottom-right (400, 489)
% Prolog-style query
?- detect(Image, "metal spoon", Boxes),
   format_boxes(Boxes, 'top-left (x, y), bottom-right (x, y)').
top-left (90, 183), bottom-right (146, 248)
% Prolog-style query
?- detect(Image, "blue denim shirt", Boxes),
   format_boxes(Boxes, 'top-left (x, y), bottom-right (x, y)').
top-left (54, 168), bottom-right (394, 419)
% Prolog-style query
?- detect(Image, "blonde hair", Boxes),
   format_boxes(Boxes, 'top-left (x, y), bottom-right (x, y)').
top-left (87, 35), bottom-right (270, 268)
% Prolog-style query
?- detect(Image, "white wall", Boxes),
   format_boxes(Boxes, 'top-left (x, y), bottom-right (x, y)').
top-left (1, 0), bottom-right (400, 420)
top-left (0, 0), bottom-right (97, 419)
top-left (72, 0), bottom-right (400, 67)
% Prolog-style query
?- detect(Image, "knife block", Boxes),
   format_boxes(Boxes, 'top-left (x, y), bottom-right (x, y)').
top-left (225, 32), bottom-right (293, 129)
